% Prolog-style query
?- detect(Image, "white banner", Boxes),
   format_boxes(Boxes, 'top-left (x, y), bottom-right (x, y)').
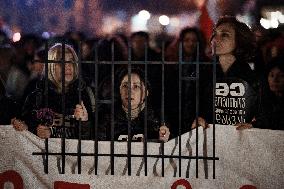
top-left (0, 125), bottom-right (283, 189)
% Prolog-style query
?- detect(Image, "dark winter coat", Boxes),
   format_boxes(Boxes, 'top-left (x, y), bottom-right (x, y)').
top-left (252, 87), bottom-right (284, 130)
top-left (198, 60), bottom-right (260, 125)
top-left (97, 104), bottom-right (161, 141)
top-left (21, 79), bottom-right (95, 139)
top-left (0, 96), bottom-right (19, 125)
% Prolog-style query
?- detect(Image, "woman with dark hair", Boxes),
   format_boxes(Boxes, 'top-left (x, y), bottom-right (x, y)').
top-left (130, 31), bottom-right (161, 61)
top-left (92, 35), bottom-right (128, 101)
top-left (6, 34), bottom-right (41, 102)
top-left (192, 16), bottom-right (259, 129)
top-left (97, 68), bottom-right (170, 142)
top-left (236, 56), bottom-right (284, 130)
top-left (165, 27), bottom-right (208, 62)
top-left (164, 27), bottom-right (210, 137)
top-left (21, 46), bottom-right (45, 104)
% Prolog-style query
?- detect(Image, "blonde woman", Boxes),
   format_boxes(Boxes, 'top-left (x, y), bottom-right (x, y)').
top-left (13, 43), bottom-right (94, 139)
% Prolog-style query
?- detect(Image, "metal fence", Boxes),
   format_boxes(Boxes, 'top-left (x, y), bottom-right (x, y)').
top-left (32, 39), bottom-right (219, 178)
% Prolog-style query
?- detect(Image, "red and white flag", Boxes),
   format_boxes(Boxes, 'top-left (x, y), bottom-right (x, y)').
top-left (198, 0), bottom-right (220, 42)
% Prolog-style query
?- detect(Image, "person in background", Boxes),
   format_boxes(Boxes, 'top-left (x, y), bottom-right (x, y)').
top-left (21, 47), bottom-right (45, 103)
top-left (0, 43), bottom-right (15, 82)
top-left (0, 16), bottom-right (12, 39)
top-left (13, 43), bottom-right (95, 139)
top-left (97, 68), bottom-right (170, 142)
top-left (252, 28), bottom-right (284, 78)
top-left (5, 34), bottom-right (42, 103)
top-left (93, 35), bottom-right (128, 101)
top-left (129, 32), bottom-right (163, 124)
top-left (236, 56), bottom-right (284, 130)
top-left (164, 27), bottom-right (210, 137)
top-left (0, 76), bottom-right (19, 125)
top-left (165, 27), bottom-right (208, 62)
top-left (130, 31), bottom-right (161, 61)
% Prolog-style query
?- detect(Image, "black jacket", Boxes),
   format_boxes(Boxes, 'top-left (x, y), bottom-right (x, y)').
top-left (252, 87), bottom-right (284, 130)
top-left (21, 79), bottom-right (95, 139)
top-left (97, 104), bottom-right (161, 141)
top-left (0, 96), bottom-right (19, 125)
top-left (184, 61), bottom-right (260, 126)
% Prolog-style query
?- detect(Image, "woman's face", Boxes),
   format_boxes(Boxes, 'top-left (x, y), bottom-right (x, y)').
top-left (31, 54), bottom-right (44, 76)
top-left (211, 23), bottom-right (236, 56)
top-left (53, 51), bottom-right (75, 85)
top-left (183, 32), bottom-right (198, 56)
top-left (82, 42), bottom-right (91, 59)
top-left (268, 67), bottom-right (284, 96)
top-left (120, 73), bottom-right (147, 109)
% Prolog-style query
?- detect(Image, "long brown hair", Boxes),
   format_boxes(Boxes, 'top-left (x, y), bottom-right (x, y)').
top-left (211, 16), bottom-right (255, 62)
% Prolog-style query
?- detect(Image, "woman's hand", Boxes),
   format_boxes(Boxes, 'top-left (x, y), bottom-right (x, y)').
top-left (11, 118), bottom-right (28, 131)
top-left (36, 125), bottom-right (51, 139)
top-left (235, 123), bottom-right (253, 130)
top-left (74, 101), bottom-right (88, 121)
top-left (159, 124), bottom-right (170, 142)
top-left (191, 117), bottom-right (209, 129)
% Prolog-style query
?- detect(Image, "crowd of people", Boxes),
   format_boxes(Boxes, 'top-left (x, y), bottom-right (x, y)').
top-left (0, 16), bottom-right (283, 142)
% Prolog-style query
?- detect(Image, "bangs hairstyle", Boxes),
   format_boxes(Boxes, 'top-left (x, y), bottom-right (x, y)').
top-left (117, 67), bottom-right (151, 94)
top-left (179, 27), bottom-right (206, 58)
top-left (47, 43), bottom-right (79, 87)
top-left (211, 16), bottom-right (256, 62)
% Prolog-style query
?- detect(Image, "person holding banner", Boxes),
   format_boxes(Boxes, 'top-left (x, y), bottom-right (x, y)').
top-left (236, 56), bottom-right (284, 130)
top-left (97, 68), bottom-right (170, 142)
top-left (13, 43), bottom-right (95, 139)
top-left (192, 16), bottom-right (259, 129)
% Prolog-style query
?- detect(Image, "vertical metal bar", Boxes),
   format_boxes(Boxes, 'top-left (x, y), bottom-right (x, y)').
top-left (111, 41), bottom-right (115, 175)
top-left (127, 41), bottom-right (132, 176)
top-left (161, 42), bottom-right (165, 177)
top-left (77, 41), bottom-right (82, 174)
top-left (195, 42), bottom-right (200, 178)
top-left (161, 43), bottom-right (165, 124)
top-left (178, 42), bottom-right (182, 177)
top-left (61, 41), bottom-right (66, 174)
top-left (44, 41), bottom-right (49, 174)
top-left (94, 43), bottom-right (99, 175)
top-left (143, 41), bottom-right (148, 176)
top-left (212, 44), bottom-right (217, 179)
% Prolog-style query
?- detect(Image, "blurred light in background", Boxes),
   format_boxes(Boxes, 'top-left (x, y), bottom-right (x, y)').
top-left (270, 19), bottom-right (279, 28)
top-left (131, 10), bottom-right (151, 32)
top-left (147, 15), bottom-right (163, 33)
top-left (42, 32), bottom-right (51, 39)
top-left (260, 18), bottom-right (271, 29)
top-left (271, 11), bottom-right (284, 24)
top-left (166, 16), bottom-right (181, 34)
top-left (138, 10), bottom-right (151, 20)
top-left (159, 15), bottom-right (170, 26)
top-left (169, 17), bottom-right (180, 27)
top-left (12, 32), bottom-right (21, 42)
top-left (102, 15), bottom-right (124, 34)
top-left (236, 14), bottom-right (252, 28)
top-left (261, 9), bottom-right (284, 29)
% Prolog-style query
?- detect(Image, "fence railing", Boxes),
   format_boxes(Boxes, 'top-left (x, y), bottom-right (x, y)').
top-left (32, 39), bottom-right (219, 178)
